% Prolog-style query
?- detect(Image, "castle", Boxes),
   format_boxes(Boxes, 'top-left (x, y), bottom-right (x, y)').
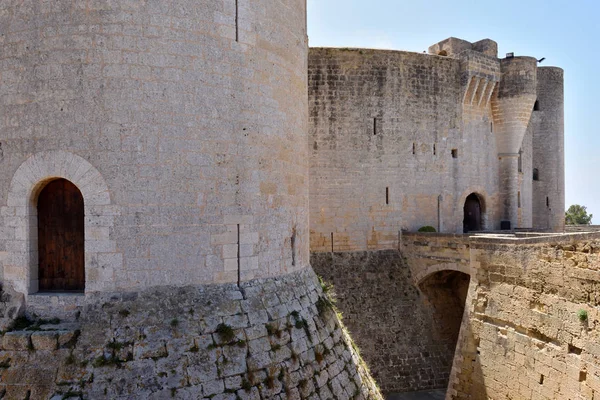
top-left (309, 37), bottom-right (564, 252)
top-left (1, 2), bottom-right (597, 400)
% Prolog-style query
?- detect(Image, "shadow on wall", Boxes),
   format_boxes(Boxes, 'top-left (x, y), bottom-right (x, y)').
top-left (312, 251), bottom-right (479, 395)
top-left (445, 280), bottom-right (488, 400)
top-left (419, 271), bottom-right (470, 352)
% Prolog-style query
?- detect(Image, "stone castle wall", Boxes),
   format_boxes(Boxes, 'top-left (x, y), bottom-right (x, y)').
top-left (449, 233), bottom-right (600, 399)
top-left (0, 0), bottom-right (309, 295)
top-left (0, 269), bottom-right (382, 399)
top-left (308, 44), bottom-right (565, 245)
top-left (308, 48), bottom-right (503, 254)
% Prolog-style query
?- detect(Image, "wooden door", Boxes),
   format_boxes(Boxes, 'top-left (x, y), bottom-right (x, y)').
top-left (463, 194), bottom-right (482, 233)
top-left (38, 179), bottom-right (85, 292)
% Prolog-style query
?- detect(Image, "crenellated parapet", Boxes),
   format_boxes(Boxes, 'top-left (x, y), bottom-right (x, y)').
top-left (428, 37), bottom-right (498, 58)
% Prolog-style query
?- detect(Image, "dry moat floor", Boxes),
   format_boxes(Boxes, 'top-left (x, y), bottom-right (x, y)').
top-left (386, 389), bottom-right (445, 400)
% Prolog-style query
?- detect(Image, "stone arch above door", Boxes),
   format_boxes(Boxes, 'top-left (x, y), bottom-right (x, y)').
top-left (2, 151), bottom-right (121, 295)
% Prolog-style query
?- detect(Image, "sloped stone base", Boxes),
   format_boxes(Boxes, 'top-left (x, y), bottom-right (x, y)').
top-left (0, 284), bottom-right (24, 332)
top-left (0, 269), bottom-right (382, 399)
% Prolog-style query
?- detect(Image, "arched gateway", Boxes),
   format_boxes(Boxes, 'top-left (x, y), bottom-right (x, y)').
top-left (463, 193), bottom-right (483, 232)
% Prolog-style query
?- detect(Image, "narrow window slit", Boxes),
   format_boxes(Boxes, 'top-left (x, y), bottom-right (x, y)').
top-left (451, 149), bottom-right (458, 158)
top-left (386, 187), bottom-right (389, 205)
top-left (373, 118), bottom-right (377, 135)
top-left (433, 143), bottom-right (436, 155)
top-left (539, 374), bottom-right (544, 385)
top-left (331, 232), bottom-right (334, 253)
top-left (235, 0), bottom-right (239, 42)
top-left (546, 197), bottom-right (550, 208)
top-left (291, 227), bottom-right (296, 267)
top-left (518, 191), bottom-right (521, 208)
top-left (412, 143), bottom-right (416, 155)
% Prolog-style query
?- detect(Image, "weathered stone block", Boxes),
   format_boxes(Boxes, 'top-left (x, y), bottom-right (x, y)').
top-left (134, 340), bottom-right (168, 360)
top-left (2, 332), bottom-right (31, 351)
top-left (202, 378), bottom-right (225, 397)
top-left (31, 332), bottom-right (58, 351)
top-left (56, 330), bottom-right (78, 348)
top-left (236, 387), bottom-right (261, 400)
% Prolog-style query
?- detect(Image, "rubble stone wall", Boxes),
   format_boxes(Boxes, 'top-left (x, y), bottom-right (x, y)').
top-left (0, 269), bottom-right (382, 400)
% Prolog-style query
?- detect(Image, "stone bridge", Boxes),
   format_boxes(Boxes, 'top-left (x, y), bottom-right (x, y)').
top-left (313, 231), bottom-right (600, 399)
top-left (401, 233), bottom-right (471, 286)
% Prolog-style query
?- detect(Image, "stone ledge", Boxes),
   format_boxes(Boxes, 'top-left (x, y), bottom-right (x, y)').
top-left (26, 293), bottom-right (85, 322)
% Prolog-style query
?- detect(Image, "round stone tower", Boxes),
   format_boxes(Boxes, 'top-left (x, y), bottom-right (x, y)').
top-left (491, 57), bottom-right (537, 229)
top-left (0, 2), bottom-right (381, 398)
top-left (1, 0), bottom-right (308, 295)
top-left (532, 67), bottom-right (565, 231)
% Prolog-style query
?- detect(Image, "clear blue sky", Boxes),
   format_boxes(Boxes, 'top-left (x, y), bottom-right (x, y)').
top-left (308, 0), bottom-right (598, 223)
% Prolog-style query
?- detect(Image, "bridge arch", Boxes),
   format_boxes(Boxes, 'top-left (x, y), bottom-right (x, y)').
top-left (417, 263), bottom-right (472, 391)
top-left (413, 262), bottom-right (471, 287)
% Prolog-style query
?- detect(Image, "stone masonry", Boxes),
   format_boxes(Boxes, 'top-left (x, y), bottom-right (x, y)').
top-left (0, 0), bottom-right (575, 398)
top-left (0, 269), bottom-right (382, 399)
top-left (312, 251), bottom-right (467, 394)
top-left (449, 233), bottom-right (600, 399)
top-left (308, 38), bottom-right (564, 255)
top-left (0, 0), bottom-right (309, 294)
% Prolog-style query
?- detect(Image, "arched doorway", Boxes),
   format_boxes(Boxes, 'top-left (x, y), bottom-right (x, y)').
top-left (463, 193), bottom-right (482, 233)
top-left (38, 179), bottom-right (85, 292)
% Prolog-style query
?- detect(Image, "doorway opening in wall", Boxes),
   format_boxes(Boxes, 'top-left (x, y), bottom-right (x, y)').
top-left (37, 179), bottom-right (85, 292)
top-left (419, 270), bottom-right (471, 391)
top-left (463, 193), bottom-right (483, 233)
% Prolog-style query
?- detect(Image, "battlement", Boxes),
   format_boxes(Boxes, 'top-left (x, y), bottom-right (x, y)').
top-left (429, 37), bottom-right (498, 58)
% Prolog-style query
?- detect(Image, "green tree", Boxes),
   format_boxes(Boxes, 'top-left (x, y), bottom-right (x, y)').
top-left (565, 204), bottom-right (593, 225)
